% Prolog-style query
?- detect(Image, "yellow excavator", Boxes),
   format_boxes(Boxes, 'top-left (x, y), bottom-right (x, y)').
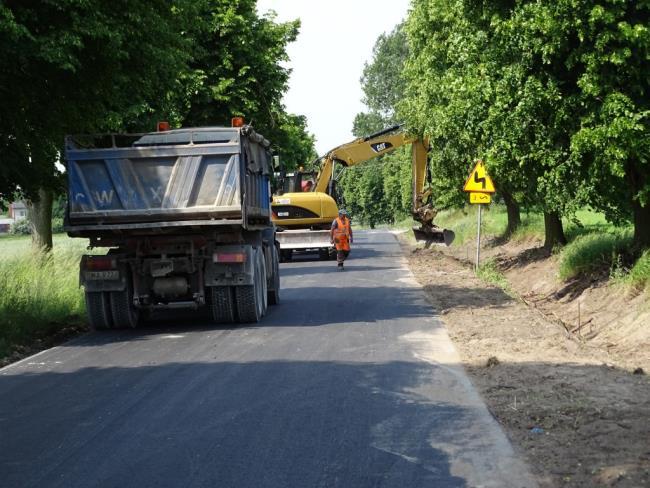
top-left (272, 124), bottom-right (454, 260)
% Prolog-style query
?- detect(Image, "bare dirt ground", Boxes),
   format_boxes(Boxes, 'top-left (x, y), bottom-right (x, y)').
top-left (401, 237), bottom-right (650, 487)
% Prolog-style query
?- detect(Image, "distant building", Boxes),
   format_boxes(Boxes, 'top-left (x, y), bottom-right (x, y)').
top-left (8, 201), bottom-right (27, 221)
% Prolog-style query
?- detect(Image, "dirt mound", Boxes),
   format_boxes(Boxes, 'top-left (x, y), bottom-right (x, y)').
top-left (441, 237), bottom-right (650, 372)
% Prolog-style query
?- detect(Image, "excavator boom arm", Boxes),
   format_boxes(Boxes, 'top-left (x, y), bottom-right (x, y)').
top-left (292, 125), bottom-right (453, 247)
top-left (314, 132), bottom-right (415, 193)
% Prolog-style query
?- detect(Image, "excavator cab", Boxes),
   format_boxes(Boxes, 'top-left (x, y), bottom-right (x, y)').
top-left (281, 171), bottom-right (314, 194)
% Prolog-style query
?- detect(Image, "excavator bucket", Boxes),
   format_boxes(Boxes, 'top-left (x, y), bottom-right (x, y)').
top-left (413, 225), bottom-right (455, 248)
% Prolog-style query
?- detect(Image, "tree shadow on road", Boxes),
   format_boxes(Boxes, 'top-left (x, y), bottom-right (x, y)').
top-left (0, 359), bottom-right (475, 488)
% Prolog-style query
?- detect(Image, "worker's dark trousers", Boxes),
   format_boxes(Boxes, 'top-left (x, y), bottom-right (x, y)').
top-left (337, 249), bottom-right (350, 264)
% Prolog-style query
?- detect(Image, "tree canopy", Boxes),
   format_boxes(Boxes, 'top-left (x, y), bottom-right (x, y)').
top-left (0, 0), bottom-right (189, 203)
top-left (0, 0), bottom-right (315, 248)
top-left (340, 0), bottom-right (649, 250)
top-left (340, 24), bottom-right (413, 227)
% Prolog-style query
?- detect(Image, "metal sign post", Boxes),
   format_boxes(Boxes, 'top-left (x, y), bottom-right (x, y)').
top-left (476, 203), bottom-right (482, 271)
top-left (463, 160), bottom-right (496, 273)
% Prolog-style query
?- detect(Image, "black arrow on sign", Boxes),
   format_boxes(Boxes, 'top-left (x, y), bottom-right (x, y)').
top-left (474, 170), bottom-right (486, 189)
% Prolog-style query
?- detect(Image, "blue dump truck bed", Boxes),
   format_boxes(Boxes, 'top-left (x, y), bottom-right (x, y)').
top-left (65, 127), bottom-right (271, 232)
top-left (65, 125), bottom-right (279, 327)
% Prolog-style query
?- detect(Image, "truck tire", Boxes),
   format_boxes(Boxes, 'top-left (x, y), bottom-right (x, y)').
top-left (110, 277), bottom-right (139, 329)
top-left (85, 291), bottom-right (113, 330)
top-left (318, 248), bottom-right (329, 260)
top-left (267, 245), bottom-right (280, 305)
top-left (209, 286), bottom-right (236, 324)
top-left (236, 248), bottom-right (267, 323)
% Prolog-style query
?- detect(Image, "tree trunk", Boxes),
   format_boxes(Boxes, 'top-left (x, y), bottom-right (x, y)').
top-left (543, 211), bottom-right (567, 250)
top-left (632, 199), bottom-right (650, 250)
top-left (627, 162), bottom-right (650, 250)
top-left (27, 188), bottom-right (54, 252)
top-left (501, 189), bottom-right (521, 237)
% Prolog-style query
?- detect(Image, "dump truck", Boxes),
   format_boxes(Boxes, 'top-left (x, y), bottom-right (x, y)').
top-left (65, 123), bottom-right (280, 329)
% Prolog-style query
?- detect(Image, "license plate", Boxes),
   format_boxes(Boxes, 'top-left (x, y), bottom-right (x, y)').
top-left (278, 212), bottom-right (289, 217)
top-left (86, 270), bottom-right (119, 280)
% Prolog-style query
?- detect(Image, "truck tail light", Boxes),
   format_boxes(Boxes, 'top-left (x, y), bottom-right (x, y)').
top-left (157, 121), bottom-right (170, 132)
top-left (231, 116), bottom-right (245, 128)
top-left (213, 252), bottom-right (246, 263)
top-left (84, 256), bottom-right (117, 270)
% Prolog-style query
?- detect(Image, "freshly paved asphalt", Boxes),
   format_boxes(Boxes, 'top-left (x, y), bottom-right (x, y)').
top-left (0, 231), bottom-right (536, 488)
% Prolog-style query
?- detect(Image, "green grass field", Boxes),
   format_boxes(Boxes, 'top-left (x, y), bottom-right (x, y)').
top-left (0, 234), bottom-right (88, 358)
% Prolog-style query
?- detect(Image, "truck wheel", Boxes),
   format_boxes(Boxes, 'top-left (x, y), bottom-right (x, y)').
top-left (236, 248), bottom-right (266, 323)
top-left (268, 245), bottom-right (280, 305)
top-left (318, 248), bottom-right (329, 260)
top-left (110, 278), bottom-right (140, 329)
top-left (209, 286), bottom-right (236, 324)
top-left (85, 291), bottom-right (113, 330)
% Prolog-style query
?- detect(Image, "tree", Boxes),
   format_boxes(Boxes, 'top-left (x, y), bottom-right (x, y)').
top-left (354, 23), bottom-right (409, 133)
top-left (568, 1), bottom-right (650, 249)
top-left (401, 0), bottom-right (489, 216)
top-left (340, 163), bottom-right (391, 227)
top-left (0, 0), bottom-right (316, 252)
top-left (172, 0), bottom-right (316, 170)
top-left (0, 0), bottom-right (189, 250)
top-left (340, 23), bottom-right (412, 227)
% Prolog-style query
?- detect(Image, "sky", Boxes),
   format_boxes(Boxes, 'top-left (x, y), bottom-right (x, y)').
top-left (256, 0), bottom-right (411, 155)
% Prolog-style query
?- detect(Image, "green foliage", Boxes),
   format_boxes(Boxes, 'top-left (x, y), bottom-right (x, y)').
top-left (435, 206), bottom-right (510, 246)
top-left (624, 250), bottom-right (650, 293)
top-left (353, 23), bottom-right (409, 135)
top-left (7, 216), bottom-right (64, 235)
top-left (558, 231), bottom-right (632, 280)
top-left (0, 236), bottom-right (87, 358)
top-left (0, 1), bottom-right (315, 246)
top-left (400, 0), bottom-right (650, 249)
top-left (173, 1), bottom-right (315, 169)
top-left (435, 204), bottom-right (628, 249)
top-left (0, 0), bottom-right (190, 201)
top-left (271, 113), bottom-right (317, 170)
top-left (339, 148), bottom-right (412, 227)
top-left (51, 218), bottom-right (64, 234)
top-left (340, 23), bottom-right (414, 227)
top-left (477, 260), bottom-right (513, 297)
top-left (51, 195), bottom-right (67, 220)
top-left (9, 219), bottom-right (30, 235)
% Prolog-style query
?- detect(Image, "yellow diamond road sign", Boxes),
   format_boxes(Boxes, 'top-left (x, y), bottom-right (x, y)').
top-left (470, 193), bottom-right (491, 204)
top-left (463, 161), bottom-right (495, 193)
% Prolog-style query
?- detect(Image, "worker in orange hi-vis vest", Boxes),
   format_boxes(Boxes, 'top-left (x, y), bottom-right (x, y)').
top-left (330, 208), bottom-right (353, 271)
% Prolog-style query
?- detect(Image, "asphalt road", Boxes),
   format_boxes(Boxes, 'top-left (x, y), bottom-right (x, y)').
top-left (0, 231), bottom-right (536, 488)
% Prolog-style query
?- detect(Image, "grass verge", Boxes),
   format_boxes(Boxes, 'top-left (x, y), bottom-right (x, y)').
top-left (620, 250), bottom-right (650, 294)
top-left (0, 236), bottom-right (87, 359)
top-left (558, 231), bottom-right (633, 280)
top-left (434, 205), bottom-right (624, 247)
top-left (476, 259), bottom-right (514, 297)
